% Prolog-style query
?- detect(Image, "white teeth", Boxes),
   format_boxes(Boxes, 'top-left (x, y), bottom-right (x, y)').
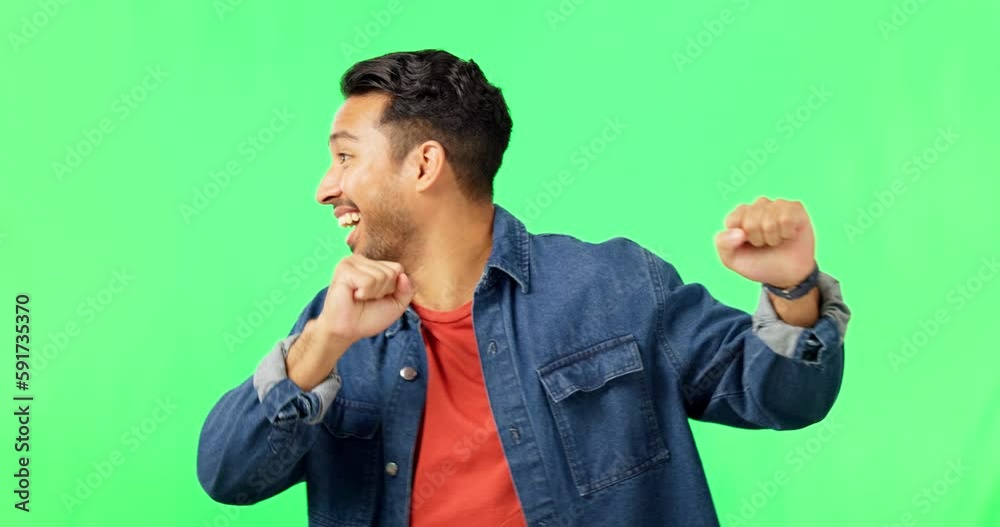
top-left (338, 211), bottom-right (362, 228)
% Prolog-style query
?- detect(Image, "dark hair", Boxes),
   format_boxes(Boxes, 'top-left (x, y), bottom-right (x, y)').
top-left (340, 50), bottom-right (513, 201)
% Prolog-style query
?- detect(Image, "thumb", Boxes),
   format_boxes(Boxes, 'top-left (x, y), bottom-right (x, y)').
top-left (714, 228), bottom-right (746, 259)
top-left (392, 272), bottom-right (416, 307)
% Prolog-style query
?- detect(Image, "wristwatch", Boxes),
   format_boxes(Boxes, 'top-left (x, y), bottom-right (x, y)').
top-left (764, 264), bottom-right (819, 300)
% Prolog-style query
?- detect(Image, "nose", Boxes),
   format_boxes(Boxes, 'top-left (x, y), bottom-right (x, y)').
top-left (316, 164), bottom-right (342, 205)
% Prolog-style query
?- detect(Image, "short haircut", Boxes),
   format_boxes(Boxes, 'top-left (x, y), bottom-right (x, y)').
top-left (341, 50), bottom-right (513, 201)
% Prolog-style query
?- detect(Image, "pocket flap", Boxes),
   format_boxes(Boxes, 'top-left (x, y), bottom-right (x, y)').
top-left (322, 398), bottom-right (381, 439)
top-left (537, 335), bottom-right (643, 403)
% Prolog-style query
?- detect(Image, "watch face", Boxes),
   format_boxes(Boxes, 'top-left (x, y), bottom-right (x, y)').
top-left (767, 285), bottom-right (795, 299)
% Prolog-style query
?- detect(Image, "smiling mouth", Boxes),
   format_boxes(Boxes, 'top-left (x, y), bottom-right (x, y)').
top-left (336, 209), bottom-right (362, 247)
top-left (338, 211), bottom-right (361, 228)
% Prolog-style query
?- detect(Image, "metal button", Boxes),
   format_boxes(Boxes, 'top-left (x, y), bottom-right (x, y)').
top-left (385, 462), bottom-right (398, 476)
top-left (487, 340), bottom-right (498, 355)
top-left (399, 366), bottom-right (418, 381)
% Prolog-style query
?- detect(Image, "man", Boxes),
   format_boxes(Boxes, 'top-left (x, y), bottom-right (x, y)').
top-left (197, 49), bottom-right (850, 526)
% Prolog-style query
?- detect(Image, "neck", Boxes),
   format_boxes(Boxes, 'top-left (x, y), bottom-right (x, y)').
top-left (404, 201), bottom-right (494, 311)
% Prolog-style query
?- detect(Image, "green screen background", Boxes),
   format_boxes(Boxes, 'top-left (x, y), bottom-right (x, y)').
top-left (3, 0), bottom-right (998, 525)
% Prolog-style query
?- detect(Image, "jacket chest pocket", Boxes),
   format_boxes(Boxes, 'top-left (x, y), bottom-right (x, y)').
top-left (307, 398), bottom-right (381, 527)
top-left (537, 334), bottom-right (670, 496)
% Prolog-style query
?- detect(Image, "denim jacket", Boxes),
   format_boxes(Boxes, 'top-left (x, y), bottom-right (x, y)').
top-left (197, 204), bottom-right (850, 527)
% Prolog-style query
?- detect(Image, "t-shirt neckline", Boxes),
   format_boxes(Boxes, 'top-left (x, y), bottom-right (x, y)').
top-left (411, 299), bottom-right (474, 323)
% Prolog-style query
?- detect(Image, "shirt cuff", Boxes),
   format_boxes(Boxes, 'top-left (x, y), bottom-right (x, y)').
top-left (252, 333), bottom-right (343, 425)
top-left (751, 272), bottom-right (851, 363)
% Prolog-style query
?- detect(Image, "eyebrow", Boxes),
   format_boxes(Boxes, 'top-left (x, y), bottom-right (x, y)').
top-left (328, 131), bottom-right (360, 144)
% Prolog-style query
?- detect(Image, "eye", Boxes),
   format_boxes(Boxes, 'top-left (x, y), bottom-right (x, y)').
top-left (336, 153), bottom-right (351, 164)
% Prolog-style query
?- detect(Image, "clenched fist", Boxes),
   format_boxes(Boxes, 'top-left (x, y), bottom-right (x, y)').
top-left (286, 254), bottom-right (417, 390)
top-left (715, 197), bottom-right (816, 289)
top-left (317, 254), bottom-right (417, 344)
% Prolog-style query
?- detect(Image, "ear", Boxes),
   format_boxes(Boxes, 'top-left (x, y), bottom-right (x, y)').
top-left (411, 140), bottom-right (446, 193)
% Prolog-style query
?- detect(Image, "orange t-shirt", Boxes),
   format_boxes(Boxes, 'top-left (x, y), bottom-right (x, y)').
top-left (408, 299), bottom-right (527, 527)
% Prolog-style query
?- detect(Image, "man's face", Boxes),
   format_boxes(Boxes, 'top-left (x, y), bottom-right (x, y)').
top-left (318, 93), bottom-right (416, 261)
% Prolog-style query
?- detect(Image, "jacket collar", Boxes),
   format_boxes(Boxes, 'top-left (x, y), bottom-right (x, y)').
top-left (389, 202), bottom-right (531, 334)
top-left (480, 203), bottom-right (531, 295)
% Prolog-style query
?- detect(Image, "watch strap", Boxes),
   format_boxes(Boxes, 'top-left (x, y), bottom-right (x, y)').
top-left (764, 265), bottom-right (820, 300)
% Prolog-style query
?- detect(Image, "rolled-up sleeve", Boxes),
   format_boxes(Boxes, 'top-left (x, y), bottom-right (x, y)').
top-left (253, 333), bottom-right (343, 425)
top-left (751, 272), bottom-right (851, 363)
